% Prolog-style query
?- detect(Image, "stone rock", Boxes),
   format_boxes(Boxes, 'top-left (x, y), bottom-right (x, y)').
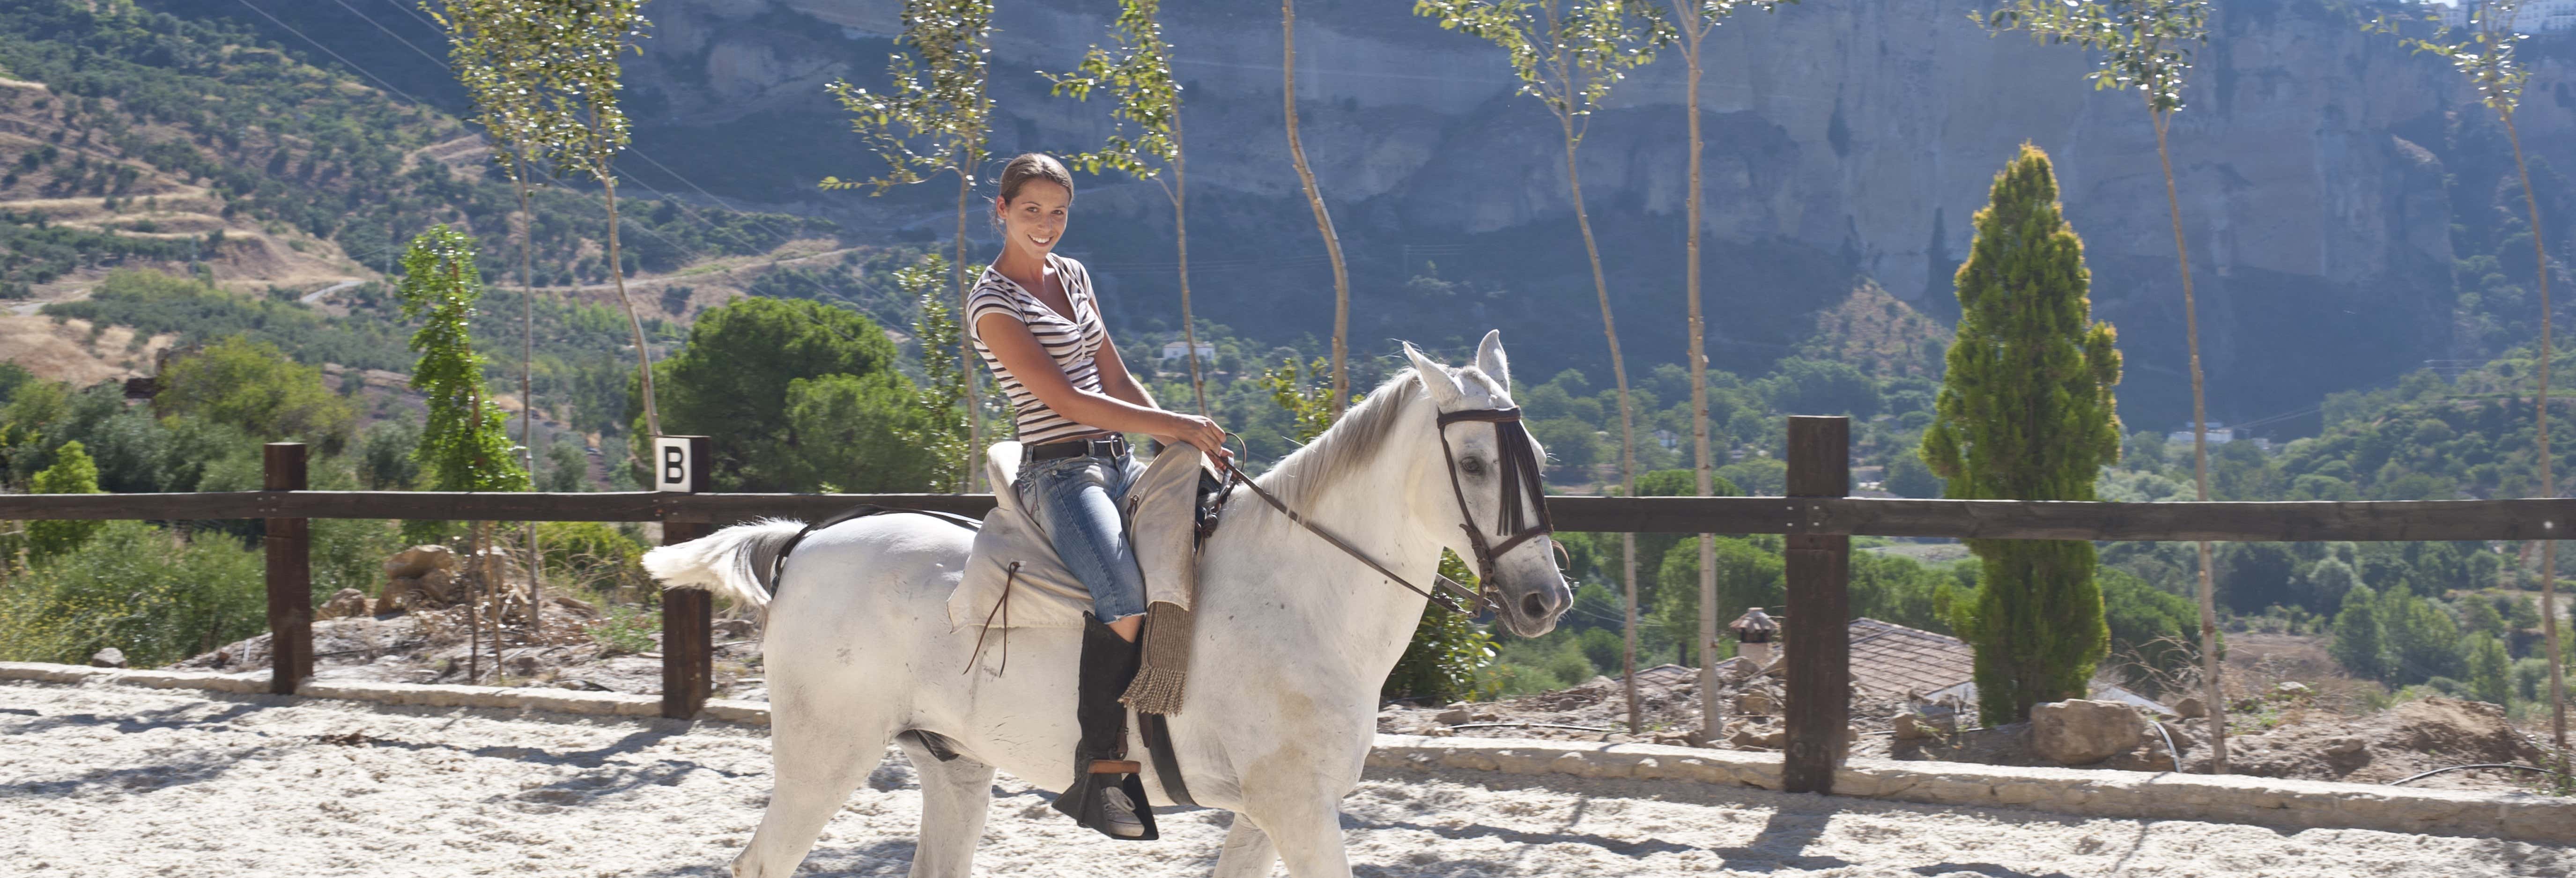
top-left (416, 568), bottom-right (459, 604)
top-left (373, 578), bottom-right (416, 615)
top-left (89, 647), bottom-right (126, 668)
top-left (1435, 707), bottom-right (1473, 725)
top-left (384, 545), bottom-right (460, 580)
top-left (2324, 736), bottom-right (2367, 756)
top-left (1894, 712), bottom-right (1936, 740)
top-left (2273, 681), bottom-right (2313, 699)
top-left (550, 595), bottom-right (601, 617)
top-left (2174, 696), bottom-right (2207, 719)
top-left (2032, 699), bottom-right (2148, 765)
top-left (1734, 691), bottom-right (1777, 714)
top-left (318, 588), bottom-right (370, 620)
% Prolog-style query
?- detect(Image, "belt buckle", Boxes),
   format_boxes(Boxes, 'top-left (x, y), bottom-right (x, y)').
top-left (1088, 437), bottom-right (1120, 458)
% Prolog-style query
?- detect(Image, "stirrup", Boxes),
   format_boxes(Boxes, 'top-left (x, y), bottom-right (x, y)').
top-left (1101, 788), bottom-right (1146, 838)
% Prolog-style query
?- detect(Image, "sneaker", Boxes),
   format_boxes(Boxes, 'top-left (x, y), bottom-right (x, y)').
top-left (1102, 788), bottom-right (1146, 838)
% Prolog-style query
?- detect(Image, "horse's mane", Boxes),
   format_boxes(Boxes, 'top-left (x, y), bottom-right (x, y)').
top-left (1258, 363), bottom-right (1509, 510)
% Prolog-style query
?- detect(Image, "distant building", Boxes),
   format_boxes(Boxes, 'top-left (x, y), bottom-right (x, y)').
top-left (2435, 0), bottom-right (2575, 31)
top-left (1159, 340), bottom-right (1214, 364)
top-left (2167, 421), bottom-right (2236, 445)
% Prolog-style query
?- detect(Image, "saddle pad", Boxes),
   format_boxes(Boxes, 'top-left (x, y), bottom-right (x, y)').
top-left (947, 443), bottom-right (1210, 631)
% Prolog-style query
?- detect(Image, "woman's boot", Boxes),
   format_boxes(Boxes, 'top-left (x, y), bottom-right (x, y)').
top-left (1054, 616), bottom-right (1156, 840)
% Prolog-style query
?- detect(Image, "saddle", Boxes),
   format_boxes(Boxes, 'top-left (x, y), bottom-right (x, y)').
top-left (947, 441), bottom-right (1216, 635)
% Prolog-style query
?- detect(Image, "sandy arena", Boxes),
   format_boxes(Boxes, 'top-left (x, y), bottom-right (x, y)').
top-left (4, 681), bottom-right (2570, 878)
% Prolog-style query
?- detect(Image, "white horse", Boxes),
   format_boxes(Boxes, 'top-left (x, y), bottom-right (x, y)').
top-left (643, 334), bottom-right (1571, 878)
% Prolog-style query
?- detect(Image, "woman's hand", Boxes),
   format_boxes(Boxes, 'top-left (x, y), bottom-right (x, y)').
top-left (1165, 413), bottom-right (1233, 465)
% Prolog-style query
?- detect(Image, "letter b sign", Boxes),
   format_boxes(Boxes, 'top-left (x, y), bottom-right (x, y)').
top-left (653, 436), bottom-right (703, 493)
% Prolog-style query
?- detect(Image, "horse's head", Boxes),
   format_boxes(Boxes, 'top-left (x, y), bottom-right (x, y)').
top-left (1404, 332), bottom-right (1573, 638)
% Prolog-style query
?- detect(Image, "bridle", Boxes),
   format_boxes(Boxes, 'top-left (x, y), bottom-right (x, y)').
top-left (1220, 403), bottom-right (1554, 618)
top-left (1434, 406), bottom-right (1554, 591)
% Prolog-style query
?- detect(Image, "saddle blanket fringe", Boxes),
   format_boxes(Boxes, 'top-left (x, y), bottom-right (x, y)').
top-left (1119, 601), bottom-right (1192, 715)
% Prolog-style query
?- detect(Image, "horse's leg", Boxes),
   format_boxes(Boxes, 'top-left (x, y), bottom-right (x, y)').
top-left (729, 704), bottom-right (896, 878)
top-left (1211, 812), bottom-right (1280, 878)
top-left (1238, 783), bottom-right (1351, 878)
top-left (898, 737), bottom-right (995, 878)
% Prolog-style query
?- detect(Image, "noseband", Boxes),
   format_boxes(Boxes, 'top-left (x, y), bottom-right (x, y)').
top-left (1224, 403), bottom-right (1554, 618)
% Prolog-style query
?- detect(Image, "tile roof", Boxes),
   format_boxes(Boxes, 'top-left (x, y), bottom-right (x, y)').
top-left (1843, 618), bottom-right (1976, 698)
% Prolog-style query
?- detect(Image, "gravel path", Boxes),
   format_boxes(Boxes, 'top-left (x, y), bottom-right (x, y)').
top-left (4, 681), bottom-right (2570, 878)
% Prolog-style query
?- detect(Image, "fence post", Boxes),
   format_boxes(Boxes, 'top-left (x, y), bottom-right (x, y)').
top-left (263, 443), bottom-right (312, 695)
top-left (1782, 416), bottom-right (1851, 794)
top-left (656, 435), bottom-right (713, 720)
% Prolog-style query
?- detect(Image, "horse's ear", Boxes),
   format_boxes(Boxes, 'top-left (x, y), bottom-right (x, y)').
top-left (1405, 343), bottom-right (1463, 407)
top-left (1474, 330), bottom-right (1510, 392)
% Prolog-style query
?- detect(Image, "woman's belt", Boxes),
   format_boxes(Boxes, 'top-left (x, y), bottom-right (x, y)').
top-left (1026, 435), bottom-right (1130, 462)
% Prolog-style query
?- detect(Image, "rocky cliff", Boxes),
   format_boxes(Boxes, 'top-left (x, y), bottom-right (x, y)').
top-left (160, 0), bottom-right (2576, 428)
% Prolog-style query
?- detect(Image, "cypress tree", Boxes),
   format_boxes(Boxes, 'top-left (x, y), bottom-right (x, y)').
top-left (1922, 144), bottom-right (2124, 724)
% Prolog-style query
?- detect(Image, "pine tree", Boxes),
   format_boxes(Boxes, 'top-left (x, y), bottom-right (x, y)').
top-left (27, 439), bottom-right (104, 561)
top-left (1922, 144), bottom-right (2124, 725)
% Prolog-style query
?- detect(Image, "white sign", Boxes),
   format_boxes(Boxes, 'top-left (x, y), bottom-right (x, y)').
top-left (653, 437), bottom-right (694, 493)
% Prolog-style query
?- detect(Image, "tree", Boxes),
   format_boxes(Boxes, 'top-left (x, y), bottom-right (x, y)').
top-left (2468, 632), bottom-right (2513, 705)
top-left (1280, 0), bottom-right (1354, 419)
top-left (1666, 0), bottom-right (1796, 742)
top-left (1047, 0), bottom-right (1209, 416)
top-left (1987, 0), bottom-right (2229, 767)
top-left (822, 0), bottom-right (994, 490)
top-left (2329, 584), bottom-right (2391, 682)
top-left (536, 0), bottom-right (660, 443)
top-left (900, 253), bottom-right (974, 493)
top-left (26, 439), bottom-right (103, 562)
top-left (782, 372), bottom-right (944, 493)
top-left (399, 225), bottom-right (532, 684)
top-left (155, 336), bottom-right (355, 452)
top-left (1417, 0), bottom-right (1670, 732)
top-left (626, 297), bottom-right (916, 493)
top-left (430, 0), bottom-right (578, 634)
top-left (1884, 451), bottom-right (1942, 499)
top-left (1921, 144), bottom-right (2124, 724)
top-left (2373, 0), bottom-right (2564, 754)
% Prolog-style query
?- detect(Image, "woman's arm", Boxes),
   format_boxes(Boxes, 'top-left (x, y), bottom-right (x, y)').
top-left (975, 312), bottom-right (1229, 459)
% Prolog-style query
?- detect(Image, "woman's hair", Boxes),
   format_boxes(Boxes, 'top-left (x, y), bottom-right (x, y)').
top-left (991, 153), bottom-right (1074, 229)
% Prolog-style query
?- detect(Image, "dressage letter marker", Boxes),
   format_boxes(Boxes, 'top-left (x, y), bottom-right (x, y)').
top-left (655, 436), bottom-right (696, 493)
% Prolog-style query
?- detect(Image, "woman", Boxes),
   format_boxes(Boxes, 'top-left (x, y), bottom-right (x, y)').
top-left (966, 152), bottom-right (1230, 839)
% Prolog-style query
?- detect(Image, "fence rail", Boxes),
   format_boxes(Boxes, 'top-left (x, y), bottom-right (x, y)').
top-left (6, 491), bottom-right (2569, 543)
top-left (3, 419), bottom-right (2563, 796)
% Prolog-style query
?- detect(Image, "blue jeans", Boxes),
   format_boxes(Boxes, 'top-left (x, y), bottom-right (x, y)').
top-left (1016, 451), bottom-right (1149, 623)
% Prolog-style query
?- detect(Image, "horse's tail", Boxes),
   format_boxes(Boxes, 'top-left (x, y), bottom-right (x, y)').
top-left (640, 517), bottom-right (807, 626)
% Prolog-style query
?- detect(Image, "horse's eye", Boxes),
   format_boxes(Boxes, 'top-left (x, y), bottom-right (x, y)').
top-left (1460, 457), bottom-right (1487, 477)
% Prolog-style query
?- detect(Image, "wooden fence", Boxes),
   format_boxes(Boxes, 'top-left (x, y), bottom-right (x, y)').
top-left (3, 417), bottom-right (2568, 794)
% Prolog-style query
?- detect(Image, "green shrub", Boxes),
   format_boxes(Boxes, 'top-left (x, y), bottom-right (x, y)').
top-left (0, 521), bottom-right (264, 666)
top-left (590, 603), bottom-right (659, 655)
top-left (537, 521), bottom-right (651, 601)
top-left (1381, 552), bottom-right (1497, 702)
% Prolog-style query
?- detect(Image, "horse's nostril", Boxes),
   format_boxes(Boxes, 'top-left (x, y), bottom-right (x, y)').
top-left (1521, 593), bottom-right (1549, 619)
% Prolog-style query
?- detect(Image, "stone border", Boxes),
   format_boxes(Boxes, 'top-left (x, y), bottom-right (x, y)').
top-left (7, 661), bottom-right (2569, 845)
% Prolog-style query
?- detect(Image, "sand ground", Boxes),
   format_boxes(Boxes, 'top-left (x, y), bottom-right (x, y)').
top-left (4, 680), bottom-right (2569, 878)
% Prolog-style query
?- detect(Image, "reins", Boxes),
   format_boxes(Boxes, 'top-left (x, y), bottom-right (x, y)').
top-left (1214, 403), bottom-right (1551, 617)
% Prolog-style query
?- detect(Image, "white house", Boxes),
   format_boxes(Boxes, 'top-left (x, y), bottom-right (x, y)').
top-left (2168, 421), bottom-right (2237, 445)
top-left (2437, 0), bottom-right (2576, 31)
top-left (1159, 340), bottom-right (1214, 364)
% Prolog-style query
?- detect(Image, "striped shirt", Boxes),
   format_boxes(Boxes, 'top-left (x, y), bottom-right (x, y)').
top-left (967, 253), bottom-right (1113, 445)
